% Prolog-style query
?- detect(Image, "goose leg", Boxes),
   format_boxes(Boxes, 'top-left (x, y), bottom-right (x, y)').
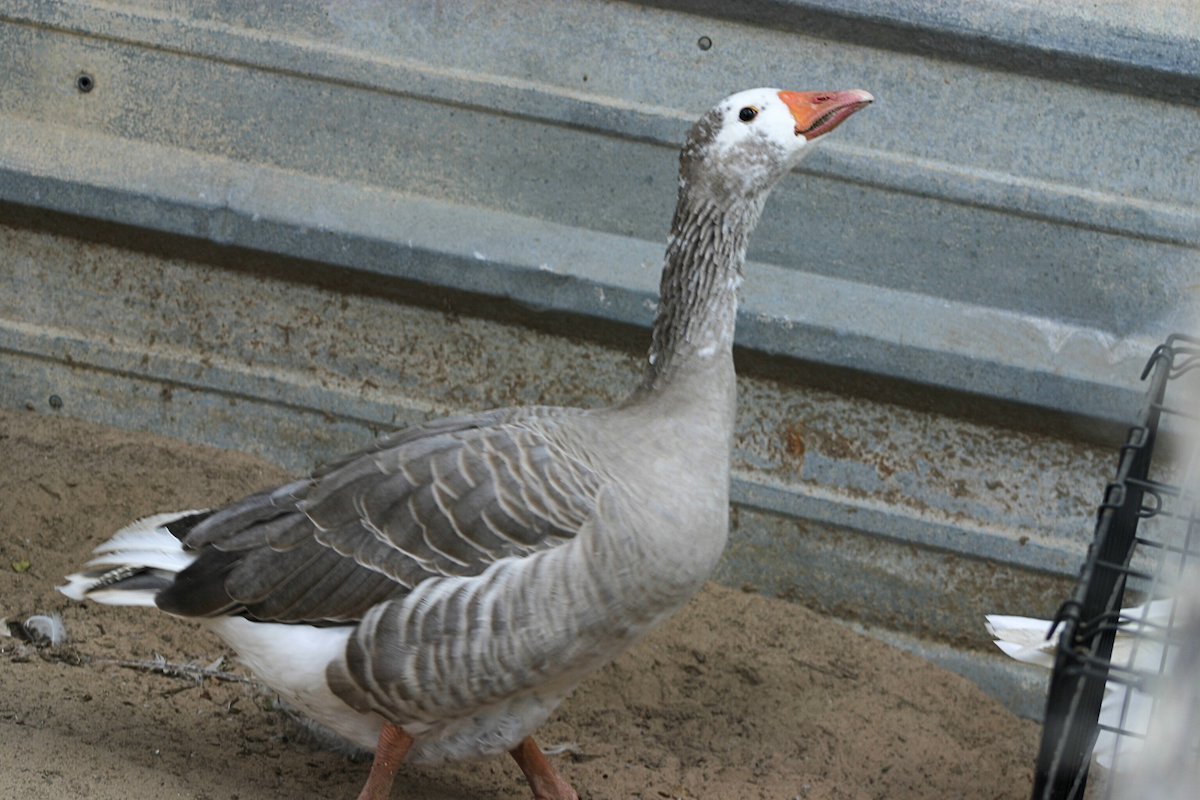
top-left (509, 736), bottom-right (579, 800)
top-left (354, 722), bottom-right (414, 800)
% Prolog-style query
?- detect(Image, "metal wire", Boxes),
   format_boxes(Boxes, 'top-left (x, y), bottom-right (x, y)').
top-left (1031, 333), bottom-right (1200, 800)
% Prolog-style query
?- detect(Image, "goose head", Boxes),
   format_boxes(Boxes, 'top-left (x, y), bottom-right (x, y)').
top-left (679, 87), bottom-right (873, 201)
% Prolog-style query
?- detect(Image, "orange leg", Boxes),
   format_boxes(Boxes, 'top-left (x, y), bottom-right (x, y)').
top-left (509, 736), bottom-right (579, 800)
top-left (354, 722), bottom-right (414, 800)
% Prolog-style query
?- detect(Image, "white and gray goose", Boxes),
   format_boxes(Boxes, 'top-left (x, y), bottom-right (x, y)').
top-left (60, 86), bottom-right (872, 800)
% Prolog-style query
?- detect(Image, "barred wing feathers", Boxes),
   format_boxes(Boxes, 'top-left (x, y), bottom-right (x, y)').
top-left (157, 409), bottom-right (602, 624)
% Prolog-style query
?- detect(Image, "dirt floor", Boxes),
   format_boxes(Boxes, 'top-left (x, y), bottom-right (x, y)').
top-left (0, 405), bottom-right (1039, 800)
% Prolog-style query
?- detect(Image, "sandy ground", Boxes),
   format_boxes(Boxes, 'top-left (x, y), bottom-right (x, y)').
top-left (0, 405), bottom-right (1039, 800)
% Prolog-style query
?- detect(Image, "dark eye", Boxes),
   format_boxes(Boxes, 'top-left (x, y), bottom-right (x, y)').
top-left (738, 107), bottom-right (758, 122)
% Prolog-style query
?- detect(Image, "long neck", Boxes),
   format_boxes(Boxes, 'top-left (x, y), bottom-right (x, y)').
top-left (641, 189), bottom-right (766, 392)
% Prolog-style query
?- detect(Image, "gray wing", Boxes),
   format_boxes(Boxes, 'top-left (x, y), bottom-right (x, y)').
top-left (156, 408), bottom-right (602, 622)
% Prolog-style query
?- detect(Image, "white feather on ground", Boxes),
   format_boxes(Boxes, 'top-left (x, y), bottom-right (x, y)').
top-left (22, 613), bottom-right (67, 646)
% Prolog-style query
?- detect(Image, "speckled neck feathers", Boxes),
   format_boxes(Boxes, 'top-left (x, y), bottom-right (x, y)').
top-left (643, 109), bottom-right (781, 390)
top-left (644, 195), bottom-right (761, 388)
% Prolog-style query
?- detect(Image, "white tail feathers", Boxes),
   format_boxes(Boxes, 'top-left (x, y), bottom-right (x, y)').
top-left (58, 510), bottom-right (206, 606)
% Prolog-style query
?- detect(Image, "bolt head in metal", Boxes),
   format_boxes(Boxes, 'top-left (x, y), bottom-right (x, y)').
top-left (76, 74), bottom-right (95, 93)
top-left (697, 36), bottom-right (712, 51)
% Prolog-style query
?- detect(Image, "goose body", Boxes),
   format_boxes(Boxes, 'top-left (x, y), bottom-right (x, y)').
top-left (60, 87), bottom-right (872, 799)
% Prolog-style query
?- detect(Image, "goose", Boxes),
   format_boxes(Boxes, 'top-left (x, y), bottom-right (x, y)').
top-left (59, 86), bottom-right (873, 800)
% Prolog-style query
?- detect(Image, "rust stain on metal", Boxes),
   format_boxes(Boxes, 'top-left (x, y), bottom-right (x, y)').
top-left (782, 423), bottom-right (806, 459)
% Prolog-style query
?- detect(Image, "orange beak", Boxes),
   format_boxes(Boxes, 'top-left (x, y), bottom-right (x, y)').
top-left (778, 89), bottom-right (874, 140)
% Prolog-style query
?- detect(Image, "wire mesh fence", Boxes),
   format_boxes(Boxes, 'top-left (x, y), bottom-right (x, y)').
top-left (1032, 333), bottom-right (1200, 800)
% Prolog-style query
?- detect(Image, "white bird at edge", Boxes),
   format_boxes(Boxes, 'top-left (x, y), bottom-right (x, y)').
top-left (987, 598), bottom-right (1177, 770)
top-left (59, 86), bottom-right (873, 800)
